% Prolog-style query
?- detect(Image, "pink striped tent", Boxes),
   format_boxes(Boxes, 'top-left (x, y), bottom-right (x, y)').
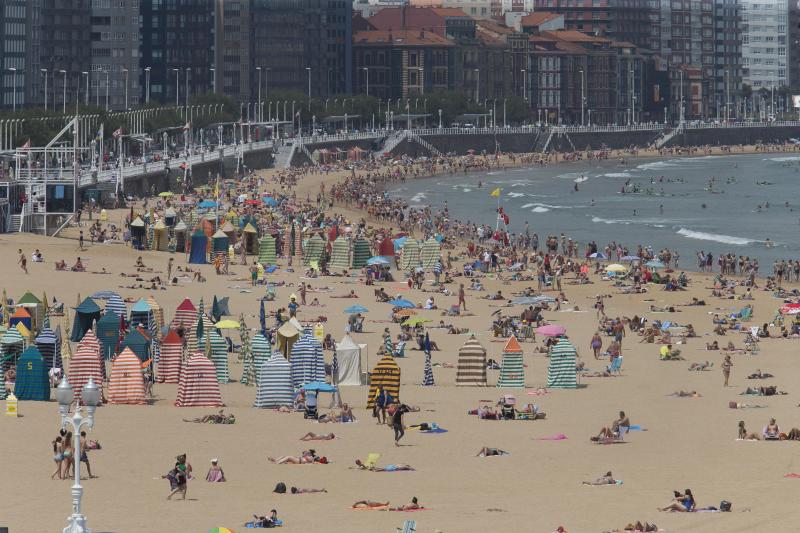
top-left (172, 298), bottom-right (197, 330)
top-left (175, 353), bottom-right (223, 407)
top-left (159, 330), bottom-right (183, 384)
top-left (68, 343), bottom-right (105, 405)
top-left (107, 348), bottom-right (146, 405)
top-left (78, 329), bottom-right (105, 378)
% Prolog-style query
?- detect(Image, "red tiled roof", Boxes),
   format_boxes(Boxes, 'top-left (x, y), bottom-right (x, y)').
top-left (521, 12), bottom-right (562, 27)
top-left (353, 29), bottom-right (453, 46)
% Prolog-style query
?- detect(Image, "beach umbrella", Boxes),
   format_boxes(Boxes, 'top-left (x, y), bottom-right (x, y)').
top-left (211, 296), bottom-right (222, 322)
top-left (645, 260), bottom-right (666, 269)
top-left (198, 200), bottom-right (218, 208)
top-left (302, 381), bottom-right (337, 393)
top-left (395, 309), bottom-right (417, 317)
top-left (511, 296), bottom-right (555, 305)
top-left (620, 255), bottom-right (641, 262)
top-left (402, 317), bottom-right (431, 327)
top-left (536, 324), bottom-right (566, 337)
top-left (606, 264), bottom-right (627, 273)
top-left (589, 252), bottom-right (607, 259)
top-left (779, 303), bottom-right (800, 315)
top-left (158, 191), bottom-right (174, 197)
top-left (215, 320), bottom-right (241, 329)
top-left (389, 298), bottom-right (415, 309)
top-left (262, 196), bottom-right (279, 207)
top-left (344, 304), bottom-right (369, 314)
top-left (208, 528), bottom-right (236, 533)
top-left (366, 256), bottom-right (390, 266)
top-left (91, 290), bottom-right (119, 300)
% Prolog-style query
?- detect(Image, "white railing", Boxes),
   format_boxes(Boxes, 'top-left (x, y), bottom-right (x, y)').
top-left (683, 120), bottom-right (800, 130)
top-left (551, 123), bottom-right (666, 133)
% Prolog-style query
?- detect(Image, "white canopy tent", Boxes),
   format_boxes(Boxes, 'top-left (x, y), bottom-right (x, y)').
top-left (334, 334), bottom-right (365, 386)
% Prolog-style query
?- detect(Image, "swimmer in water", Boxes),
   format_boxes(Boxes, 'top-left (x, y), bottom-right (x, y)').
top-left (701, 203), bottom-right (706, 209)
top-left (659, 204), bottom-right (664, 214)
top-left (591, 199), bottom-right (595, 206)
top-left (765, 238), bottom-right (773, 248)
top-left (574, 183), bottom-right (579, 192)
top-left (633, 209), bottom-right (637, 216)
top-left (478, 181), bottom-right (482, 188)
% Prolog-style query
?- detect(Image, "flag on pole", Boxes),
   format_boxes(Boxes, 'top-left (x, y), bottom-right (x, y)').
top-left (490, 187), bottom-right (501, 197)
top-left (112, 127), bottom-right (123, 139)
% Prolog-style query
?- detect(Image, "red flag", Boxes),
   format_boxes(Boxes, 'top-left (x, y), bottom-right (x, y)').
top-left (112, 127), bottom-right (123, 139)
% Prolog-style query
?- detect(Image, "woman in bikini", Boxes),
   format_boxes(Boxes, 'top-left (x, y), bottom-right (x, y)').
top-left (590, 332), bottom-right (603, 359)
top-left (352, 500), bottom-right (389, 508)
top-left (738, 421), bottom-right (761, 440)
top-left (62, 431), bottom-right (74, 479)
top-left (51, 436), bottom-right (64, 480)
top-left (299, 432), bottom-right (335, 441)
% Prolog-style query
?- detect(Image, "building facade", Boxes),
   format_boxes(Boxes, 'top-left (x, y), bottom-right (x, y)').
top-left (0, 0), bottom-right (28, 110)
top-left (741, 0), bottom-right (789, 90)
top-left (90, 0), bottom-right (141, 110)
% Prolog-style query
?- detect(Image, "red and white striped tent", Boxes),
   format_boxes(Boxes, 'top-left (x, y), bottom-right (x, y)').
top-left (107, 348), bottom-right (146, 405)
top-left (78, 329), bottom-right (105, 379)
top-left (159, 330), bottom-right (183, 384)
top-left (172, 298), bottom-right (197, 329)
top-left (68, 341), bottom-right (105, 405)
top-left (175, 353), bottom-right (223, 407)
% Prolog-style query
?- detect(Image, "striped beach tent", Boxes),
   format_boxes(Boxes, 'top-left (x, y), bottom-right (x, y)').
top-left (9, 307), bottom-right (32, 331)
top-left (78, 329), bottom-right (105, 378)
top-left (14, 346), bottom-right (50, 401)
top-left (200, 330), bottom-right (229, 383)
top-left (303, 234), bottom-right (326, 266)
top-left (351, 238), bottom-right (371, 268)
top-left (547, 338), bottom-right (578, 389)
top-left (159, 330), bottom-right (183, 384)
top-left (70, 297), bottom-right (101, 342)
top-left (107, 348), bottom-right (146, 405)
top-left (289, 334), bottom-right (325, 389)
top-left (328, 236), bottom-right (351, 271)
top-left (105, 294), bottom-right (127, 322)
top-left (96, 311), bottom-right (121, 360)
top-left (1, 327), bottom-right (25, 372)
top-left (420, 237), bottom-right (441, 271)
top-left (175, 353), bottom-right (223, 407)
top-left (146, 296), bottom-right (165, 335)
top-left (129, 299), bottom-right (154, 333)
top-left (456, 335), bottom-right (487, 386)
top-left (422, 349), bottom-right (435, 386)
top-left (400, 239), bottom-right (421, 270)
top-left (120, 329), bottom-right (150, 362)
top-left (497, 335), bottom-right (525, 388)
top-left (172, 298), bottom-right (197, 329)
top-left (258, 234), bottom-right (277, 265)
top-left (35, 327), bottom-right (61, 372)
top-left (251, 333), bottom-right (271, 379)
top-left (367, 354), bottom-right (401, 408)
top-left (68, 342), bottom-right (105, 405)
top-left (254, 352), bottom-right (293, 408)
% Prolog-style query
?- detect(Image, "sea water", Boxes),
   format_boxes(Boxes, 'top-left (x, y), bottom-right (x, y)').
top-left (388, 153), bottom-right (800, 268)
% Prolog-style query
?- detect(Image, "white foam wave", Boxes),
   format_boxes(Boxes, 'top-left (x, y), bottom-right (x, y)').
top-left (556, 172), bottom-right (582, 180)
top-left (462, 188), bottom-right (471, 193)
top-left (637, 161), bottom-right (677, 171)
top-left (521, 203), bottom-right (535, 209)
top-left (574, 176), bottom-right (589, 183)
top-left (507, 192), bottom-right (525, 198)
top-left (531, 206), bottom-right (550, 213)
top-left (766, 156), bottom-right (800, 162)
top-left (676, 228), bottom-right (755, 246)
top-left (592, 216), bottom-right (631, 225)
top-left (603, 172), bottom-right (633, 178)
top-left (410, 192), bottom-right (427, 203)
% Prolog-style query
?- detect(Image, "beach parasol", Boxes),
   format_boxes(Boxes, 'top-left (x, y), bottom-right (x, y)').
top-left (208, 528), bottom-right (236, 533)
top-left (606, 264), bottom-right (627, 273)
top-left (198, 200), bottom-right (218, 208)
top-left (536, 324), bottom-right (566, 337)
top-left (511, 296), bottom-right (556, 305)
top-left (302, 381), bottom-right (337, 393)
top-left (344, 304), bottom-right (369, 314)
top-left (158, 191), bottom-right (174, 197)
top-left (366, 256), bottom-right (390, 266)
top-left (589, 252), bottom-right (607, 259)
top-left (389, 298), bottom-right (415, 309)
top-left (620, 255), bottom-right (641, 262)
top-left (214, 320), bottom-right (240, 329)
top-left (779, 303), bottom-right (800, 315)
top-left (395, 309), bottom-right (417, 317)
top-left (402, 317), bottom-right (431, 327)
top-left (91, 290), bottom-right (120, 300)
top-left (262, 197), bottom-right (279, 207)
top-left (645, 260), bottom-right (666, 269)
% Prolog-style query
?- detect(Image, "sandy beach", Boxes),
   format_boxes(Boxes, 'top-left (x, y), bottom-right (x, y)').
top-left (2, 146), bottom-right (800, 533)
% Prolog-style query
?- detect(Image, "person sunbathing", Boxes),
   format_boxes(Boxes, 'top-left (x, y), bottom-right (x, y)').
top-left (706, 341), bottom-right (719, 350)
top-left (764, 418), bottom-right (781, 439)
top-left (713, 324), bottom-right (727, 335)
top-left (582, 471), bottom-right (618, 485)
top-left (388, 497), bottom-right (421, 511)
top-left (742, 386), bottom-right (785, 396)
top-left (299, 432), bottom-right (335, 441)
top-left (658, 489), bottom-right (695, 512)
top-left (354, 459), bottom-right (415, 472)
top-left (668, 390), bottom-right (701, 397)
top-left (476, 447), bottom-right (509, 457)
top-left (747, 369), bottom-right (774, 379)
top-left (738, 421), bottom-right (761, 440)
top-left (54, 259), bottom-right (67, 271)
top-left (688, 361), bottom-right (713, 371)
top-left (269, 450), bottom-right (317, 464)
top-left (623, 521), bottom-right (659, 532)
top-left (71, 257), bottom-right (86, 272)
top-left (182, 410), bottom-right (236, 424)
top-left (331, 290), bottom-right (359, 298)
top-left (352, 500), bottom-right (389, 509)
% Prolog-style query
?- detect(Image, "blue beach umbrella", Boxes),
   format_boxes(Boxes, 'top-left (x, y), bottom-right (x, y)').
top-left (366, 256), bottom-right (390, 266)
top-left (262, 197), bottom-right (279, 207)
top-left (198, 200), bottom-right (218, 208)
top-left (589, 252), bottom-right (607, 260)
top-left (645, 260), bottom-right (666, 269)
top-left (344, 304), bottom-right (369, 314)
top-left (388, 298), bottom-right (415, 309)
top-left (302, 381), bottom-right (337, 393)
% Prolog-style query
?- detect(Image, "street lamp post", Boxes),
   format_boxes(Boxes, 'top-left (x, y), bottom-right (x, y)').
top-left (256, 67), bottom-right (262, 123)
top-left (59, 70), bottom-right (67, 114)
top-left (579, 69), bottom-right (585, 126)
top-left (173, 69), bottom-right (180, 108)
top-left (521, 69), bottom-right (526, 102)
top-left (474, 68), bottom-right (480, 102)
top-left (144, 67), bottom-right (151, 104)
top-left (209, 67), bottom-right (215, 94)
top-left (41, 69), bottom-right (48, 111)
top-left (185, 68), bottom-right (190, 108)
top-left (306, 67), bottom-right (311, 111)
top-left (82, 71), bottom-right (89, 106)
top-left (438, 108), bottom-right (442, 129)
top-left (56, 376), bottom-right (101, 533)
top-left (8, 68), bottom-right (17, 112)
top-left (123, 68), bottom-right (129, 110)
top-left (104, 70), bottom-right (110, 111)
top-left (362, 67), bottom-right (369, 96)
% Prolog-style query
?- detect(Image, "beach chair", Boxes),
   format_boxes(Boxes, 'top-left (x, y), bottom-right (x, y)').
top-left (740, 306), bottom-right (753, 321)
top-left (393, 341), bottom-right (406, 358)
top-left (607, 356), bottom-right (623, 375)
top-left (396, 520), bottom-right (417, 533)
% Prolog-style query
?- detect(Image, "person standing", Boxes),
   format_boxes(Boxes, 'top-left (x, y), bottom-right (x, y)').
top-left (458, 283), bottom-right (466, 311)
top-left (17, 249), bottom-right (27, 274)
top-left (167, 258), bottom-right (174, 280)
top-left (391, 403), bottom-right (410, 447)
top-left (300, 282), bottom-right (307, 305)
top-left (79, 431), bottom-right (95, 479)
top-left (79, 231), bottom-right (85, 251)
top-left (722, 354), bottom-right (733, 387)
top-left (51, 435), bottom-right (64, 480)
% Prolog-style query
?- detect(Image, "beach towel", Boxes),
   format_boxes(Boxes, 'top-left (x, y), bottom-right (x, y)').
top-left (784, 473), bottom-right (800, 478)
top-left (534, 433), bottom-right (568, 441)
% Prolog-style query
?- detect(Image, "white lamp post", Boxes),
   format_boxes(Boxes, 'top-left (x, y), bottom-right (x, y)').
top-left (82, 71), bottom-right (89, 106)
top-left (8, 68), bottom-right (17, 112)
top-left (122, 68), bottom-right (129, 110)
top-left (306, 67), bottom-right (311, 111)
top-left (59, 70), bottom-right (67, 114)
top-left (144, 67), bottom-right (151, 104)
top-left (41, 69), bottom-right (49, 111)
top-left (56, 376), bottom-right (101, 533)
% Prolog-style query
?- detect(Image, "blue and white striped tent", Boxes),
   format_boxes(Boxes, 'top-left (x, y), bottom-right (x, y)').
top-left (289, 334), bottom-right (325, 389)
top-left (251, 333), bottom-right (271, 384)
top-left (422, 350), bottom-right (435, 386)
top-left (14, 346), bottom-right (50, 401)
top-left (200, 329), bottom-right (229, 383)
top-left (105, 294), bottom-right (127, 322)
top-left (254, 352), bottom-right (293, 408)
top-left (35, 327), bottom-right (61, 372)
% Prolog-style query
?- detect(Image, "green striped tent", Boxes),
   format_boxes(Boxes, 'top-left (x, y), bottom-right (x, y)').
top-left (547, 338), bottom-right (578, 389)
top-left (200, 329), bottom-right (229, 383)
top-left (420, 237), bottom-right (441, 271)
top-left (351, 238), bottom-right (371, 268)
top-left (252, 332), bottom-right (271, 384)
top-left (400, 239), bottom-right (421, 270)
top-left (258, 234), bottom-right (277, 265)
top-left (239, 326), bottom-right (255, 386)
top-left (303, 234), bottom-right (326, 266)
top-left (328, 236), bottom-right (351, 271)
top-left (496, 336), bottom-right (525, 388)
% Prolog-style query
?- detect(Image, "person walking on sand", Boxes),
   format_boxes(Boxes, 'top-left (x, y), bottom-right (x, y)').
top-left (722, 354), bottom-right (733, 387)
top-left (18, 249), bottom-right (27, 274)
top-left (79, 231), bottom-right (85, 251)
top-left (51, 435), bottom-right (64, 480)
top-left (458, 283), bottom-right (466, 311)
top-left (79, 431), bottom-right (96, 479)
top-left (391, 403), bottom-right (410, 446)
top-left (167, 258), bottom-right (174, 280)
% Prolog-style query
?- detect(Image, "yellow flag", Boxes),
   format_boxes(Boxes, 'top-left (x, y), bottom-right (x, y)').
top-left (490, 187), bottom-right (501, 197)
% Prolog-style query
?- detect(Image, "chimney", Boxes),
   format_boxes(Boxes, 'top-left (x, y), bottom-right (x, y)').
top-left (420, 29), bottom-right (425, 39)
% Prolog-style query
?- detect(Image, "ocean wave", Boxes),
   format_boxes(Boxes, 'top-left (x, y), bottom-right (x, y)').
top-left (507, 192), bottom-right (525, 198)
top-left (410, 192), bottom-right (427, 203)
top-left (521, 203), bottom-right (535, 209)
top-left (636, 161), bottom-right (678, 171)
top-left (766, 156), bottom-right (800, 162)
top-left (462, 188), bottom-right (471, 193)
top-left (591, 216), bottom-right (667, 228)
top-left (531, 206), bottom-right (550, 213)
top-left (676, 228), bottom-right (755, 246)
top-left (574, 175), bottom-right (589, 183)
top-left (603, 172), bottom-right (632, 178)
top-left (556, 172), bottom-right (583, 180)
